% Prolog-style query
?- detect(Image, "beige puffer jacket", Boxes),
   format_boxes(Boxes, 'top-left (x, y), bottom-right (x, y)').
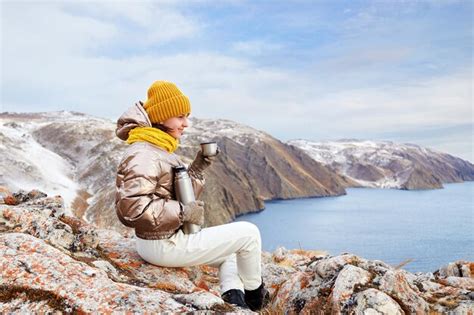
top-left (115, 102), bottom-right (205, 240)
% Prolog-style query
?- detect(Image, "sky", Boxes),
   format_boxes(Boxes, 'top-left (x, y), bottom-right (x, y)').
top-left (1, 0), bottom-right (473, 161)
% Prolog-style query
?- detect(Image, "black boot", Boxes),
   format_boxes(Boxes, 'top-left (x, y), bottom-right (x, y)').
top-left (244, 282), bottom-right (270, 311)
top-left (221, 289), bottom-right (248, 308)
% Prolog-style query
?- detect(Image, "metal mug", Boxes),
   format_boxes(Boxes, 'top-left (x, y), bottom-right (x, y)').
top-left (200, 142), bottom-right (218, 157)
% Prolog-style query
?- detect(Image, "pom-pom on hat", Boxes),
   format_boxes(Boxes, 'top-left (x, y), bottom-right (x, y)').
top-left (143, 81), bottom-right (191, 123)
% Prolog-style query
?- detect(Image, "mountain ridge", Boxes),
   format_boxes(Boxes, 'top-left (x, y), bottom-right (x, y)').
top-left (0, 111), bottom-right (348, 232)
top-left (288, 139), bottom-right (474, 190)
top-left (1, 111), bottom-right (473, 233)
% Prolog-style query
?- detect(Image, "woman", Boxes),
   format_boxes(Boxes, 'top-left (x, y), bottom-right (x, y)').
top-left (115, 81), bottom-right (269, 310)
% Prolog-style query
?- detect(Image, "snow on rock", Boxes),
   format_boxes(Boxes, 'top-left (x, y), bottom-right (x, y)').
top-left (288, 139), bottom-right (474, 190)
top-left (0, 112), bottom-right (116, 213)
top-left (0, 121), bottom-right (78, 214)
top-left (181, 117), bottom-right (270, 147)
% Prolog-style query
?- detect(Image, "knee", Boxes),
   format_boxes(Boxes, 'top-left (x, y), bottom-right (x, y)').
top-left (238, 221), bottom-right (261, 243)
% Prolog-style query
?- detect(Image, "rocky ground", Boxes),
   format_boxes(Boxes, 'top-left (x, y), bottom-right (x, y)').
top-left (1, 189), bottom-right (473, 313)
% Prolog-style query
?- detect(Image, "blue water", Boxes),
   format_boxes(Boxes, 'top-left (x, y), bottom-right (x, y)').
top-left (236, 182), bottom-right (474, 273)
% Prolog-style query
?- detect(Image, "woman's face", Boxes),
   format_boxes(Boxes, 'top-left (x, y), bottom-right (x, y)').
top-left (162, 114), bottom-right (190, 139)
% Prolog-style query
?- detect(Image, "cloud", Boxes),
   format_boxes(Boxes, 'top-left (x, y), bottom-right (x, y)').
top-left (1, 1), bottom-right (472, 161)
top-left (63, 1), bottom-right (200, 45)
top-left (279, 70), bottom-right (472, 137)
top-left (2, 2), bottom-right (116, 57)
top-left (231, 40), bottom-right (283, 56)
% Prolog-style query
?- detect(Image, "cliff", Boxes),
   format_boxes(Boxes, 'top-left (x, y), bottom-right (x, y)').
top-left (0, 112), bottom-right (348, 232)
top-left (288, 139), bottom-right (474, 190)
top-left (1, 190), bottom-right (473, 313)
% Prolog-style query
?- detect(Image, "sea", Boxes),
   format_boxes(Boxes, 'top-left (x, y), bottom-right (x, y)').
top-left (235, 182), bottom-right (474, 273)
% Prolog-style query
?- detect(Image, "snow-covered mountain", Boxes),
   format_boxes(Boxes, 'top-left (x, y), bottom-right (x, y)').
top-left (0, 111), bottom-right (115, 215)
top-left (2, 111), bottom-right (473, 232)
top-left (287, 139), bottom-right (474, 189)
top-left (183, 117), bottom-right (269, 147)
top-left (0, 111), bottom-right (346, 231)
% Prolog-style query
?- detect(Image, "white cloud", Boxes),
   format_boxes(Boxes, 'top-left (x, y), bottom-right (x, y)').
top-left (276, 70), bottom-right (472, 140)
top-left (64, 1), bottom-right (200, 44)
top-left (2, 2), bottom-right (116, 56)
top-left (1, 1), bottom-right (472, 161)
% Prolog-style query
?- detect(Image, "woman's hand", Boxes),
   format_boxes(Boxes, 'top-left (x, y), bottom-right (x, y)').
top-left (189, 148), bottom-right (220, 174)
top-left (182, 200), bottom-right (205, 226)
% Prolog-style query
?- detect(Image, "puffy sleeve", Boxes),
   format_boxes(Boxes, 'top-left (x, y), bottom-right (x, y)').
top-left (115, 151), bottom-right (183, 232)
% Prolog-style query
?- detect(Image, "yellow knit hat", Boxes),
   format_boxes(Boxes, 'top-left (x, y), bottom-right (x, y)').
top-left (143, 81), bottom-right (191, 123)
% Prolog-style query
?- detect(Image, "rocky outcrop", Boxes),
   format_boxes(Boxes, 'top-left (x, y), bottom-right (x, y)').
top-left (0, 112), bottom-right (347, 232)
top-left (1, 190), bottom-right (473, 313)
top-left (288, 139), bottom-right (474, 190)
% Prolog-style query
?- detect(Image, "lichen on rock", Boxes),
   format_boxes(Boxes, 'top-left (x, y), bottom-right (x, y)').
top-left (1, 190), bottom-right (473, 313)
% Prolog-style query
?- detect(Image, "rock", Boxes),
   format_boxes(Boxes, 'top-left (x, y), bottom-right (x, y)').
top-left (0, 186), bottom-right (12, 205)
top-left (413, 273), bottom-right (444, 292)
top-left (12, 189), bottom-right (47, 204)
top-left (91, 260), bottom-right (122, 280)
top-left (330, 265), bottom-right (372, 312)
top-left (453, 302), bottom-right (474, 314)
top-left (437, 261), bottom-right (473, 278)
top-left (48, 229), bottom-right (75, 251)
top-left (0, 293), bottom-right (59, 314)
top-left (351, 288), bottom-right (403, 315)
top-left (3, 195), bottom-right (18, 206)
top-left (272, 246), bottom-right (288, 262)
top-left (438, 277), bottom-right (474, 291)
top-left (0, 204), bottom-right (76, 253)
top-left (309, 253), bottom-right (363, 278)
top-left (95, 229), bottom-right (200, 293)
top-left (0, 233), bottom-right (194, 313)
top-left (1, 192), bottom-right (473, 313)
top-left (378, 269), bottom-right (430, 313)
top-left (271, 270), bottom-right (320, 313)
top-left (173, 291), bottom-right (226, 310)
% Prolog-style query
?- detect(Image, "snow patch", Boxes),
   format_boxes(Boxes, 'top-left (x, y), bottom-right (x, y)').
top-left (0, 120), bottom-right (77, 215)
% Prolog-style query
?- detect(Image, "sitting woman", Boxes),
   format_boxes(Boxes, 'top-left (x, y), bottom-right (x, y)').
top-left (114, 80), bottom-right (269, 310)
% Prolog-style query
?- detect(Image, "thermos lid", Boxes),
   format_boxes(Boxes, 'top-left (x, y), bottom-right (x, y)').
top-left (173, 166), bottom-right (187, 173)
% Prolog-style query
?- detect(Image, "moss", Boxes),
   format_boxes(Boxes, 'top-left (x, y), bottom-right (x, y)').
top-left (210, 302), bottom-right (235, 312)
top-left (0, 285), bottom-right (77, 313)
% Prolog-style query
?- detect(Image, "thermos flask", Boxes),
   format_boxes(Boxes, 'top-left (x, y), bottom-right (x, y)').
top-left (173, 166), bottom-right (201, 234)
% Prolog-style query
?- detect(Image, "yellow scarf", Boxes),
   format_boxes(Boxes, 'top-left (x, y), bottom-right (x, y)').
top-left (127, 127), bottom-right (179, 153)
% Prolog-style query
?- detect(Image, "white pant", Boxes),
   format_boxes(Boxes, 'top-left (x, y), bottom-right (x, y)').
top-left (136, 221), bottom-right (262, 293)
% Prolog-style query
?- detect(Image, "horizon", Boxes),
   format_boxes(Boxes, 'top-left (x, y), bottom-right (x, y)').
top-left (1, 0), bottom-right (472, 161)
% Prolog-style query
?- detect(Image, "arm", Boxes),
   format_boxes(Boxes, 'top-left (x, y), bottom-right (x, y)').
top-left (188, 150), bottom-right (219, 199)
top-left (115, 152), bottom-right (183, 232)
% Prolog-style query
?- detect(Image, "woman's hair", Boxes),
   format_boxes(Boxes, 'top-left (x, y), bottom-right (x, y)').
top-left (152, 123), bottom-right (172, 133)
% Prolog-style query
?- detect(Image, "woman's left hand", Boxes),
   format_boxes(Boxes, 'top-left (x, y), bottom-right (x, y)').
top-left (190, 148), bottom-right (219, 174)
